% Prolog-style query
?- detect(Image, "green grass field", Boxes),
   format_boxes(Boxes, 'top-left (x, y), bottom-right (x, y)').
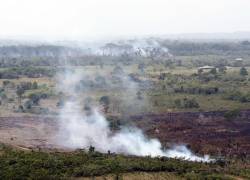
top-left (0, 65), bottom-right (250, 116)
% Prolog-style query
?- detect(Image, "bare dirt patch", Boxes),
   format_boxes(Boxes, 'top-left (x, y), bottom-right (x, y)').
top-left (0, 116), bottom-right (59, 150)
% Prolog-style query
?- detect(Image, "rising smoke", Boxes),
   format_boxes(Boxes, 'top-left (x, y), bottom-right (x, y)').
top-left (55, 70), bottom-right (211, 162)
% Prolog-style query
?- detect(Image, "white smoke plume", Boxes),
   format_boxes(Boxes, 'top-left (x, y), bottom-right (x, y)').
top-left (55, 70), bottom-right (211, 162)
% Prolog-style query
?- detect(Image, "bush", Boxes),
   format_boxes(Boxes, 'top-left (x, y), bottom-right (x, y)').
top-left (224, 91), bottom-right (250, 103)
top-left (24, 100), bottom-right (33, 109)
top-left (0, 89), bottom-right (7, 100)
top-left (174, 86), bottom-right (219, 95)
top-left (29, 93), bottom-right (41, 105)
top-left (99, 96), bottom-right (110, 113)
top-left (32, 82), bottom-right (38, 89)
top-left (0, 144), bottom-right (248, 179)
top-left (0, 67), bottom-right (57, 79)
top-left (3, 80), bottom-right (11, 86)
top-left (240, 67), bottom-right (248, 76)
top-left (224, 109), bottom-right (241, 120)
top-left (174, 98), bottom-right (200, 109)
top-left (28, 92), bottom-right (49, 105)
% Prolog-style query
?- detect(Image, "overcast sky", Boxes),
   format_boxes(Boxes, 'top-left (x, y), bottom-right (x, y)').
top-left (0, 0), bottom-right (250, 40)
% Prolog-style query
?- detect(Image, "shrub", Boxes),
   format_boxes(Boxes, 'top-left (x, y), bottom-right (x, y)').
top-left (224, 91), bottom-right (250, 103)
top-left (24, 100), bottom-right (33, 109)
top-left (32, 82), bottom-right (38, 89)
top-left (240, 67), bottom-right (248, 76)
top-left (99, 96), bottom-right (110, 113)
top-left (0, 144), bottom-right (247, 179)
top-left (224, 109), bottom-right (241, 120)
top-left (28, 92), bottom-right (49, 105)
top-left (29, 93), bottom-right (41, 105)
top-left (174, 98), bottom-right (199, 109)
top-left (174, 86), bottom-right (219, 95)
top-left (3, 80), bottom-right (11, 86)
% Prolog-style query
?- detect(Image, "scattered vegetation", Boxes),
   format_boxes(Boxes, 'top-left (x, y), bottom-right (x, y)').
top-left (0, 40), bottom-right (250, 179)
top-left (0, 144), bottom-right (249, 179)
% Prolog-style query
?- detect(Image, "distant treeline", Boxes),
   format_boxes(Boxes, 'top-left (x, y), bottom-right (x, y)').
top-left (0, 45), bottom-right (82, 58)
top-left (160, 40), bottom-right (250, 56)
top-left (0, 45), bottom-right (86, 67)
top-left (0, 67), bottom-right (58, 78)
top-left (0, 40), bottom-right (250, 68)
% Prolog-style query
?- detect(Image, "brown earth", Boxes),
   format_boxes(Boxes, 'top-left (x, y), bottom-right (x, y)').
top-left (132, 110), bottom-right (250, 157)
top-left (0, 116), bottom-right (59, 150)
top-left (0, 110), bottom-right (250, 158)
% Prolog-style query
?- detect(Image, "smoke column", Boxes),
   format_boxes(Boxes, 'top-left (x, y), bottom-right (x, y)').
top-left (56, 70), bottom-right (211, 162)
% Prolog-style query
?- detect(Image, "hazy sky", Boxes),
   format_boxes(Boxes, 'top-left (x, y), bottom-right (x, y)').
top-left (0, 0), bottom-right (250, 40)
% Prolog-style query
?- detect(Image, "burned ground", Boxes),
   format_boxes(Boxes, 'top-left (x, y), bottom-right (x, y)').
top-left (132, 110), bottom-right (250, 158)
top-left (1, 110), bottom-right (250, 159)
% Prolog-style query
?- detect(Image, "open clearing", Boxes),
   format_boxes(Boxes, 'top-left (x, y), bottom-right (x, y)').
top-left (1, 109), bottom-right (250, 157)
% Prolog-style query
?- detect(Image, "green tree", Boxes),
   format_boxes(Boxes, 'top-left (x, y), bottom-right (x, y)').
top-left (99, 96), bottom-right (110, 113)
top-left (210, 68), bottom-right (217, 75)
top-left (32, 81), bottom-right (38, 89)
top-left (16, 86), bottom-right (25, 105)
top-left (24, 100), bottom-right (33, 110)
top-left (218, 66), bottom-right (226, 74)
top-left (240, 67), bottom-right (248, 76)
top-left (88, 145), bottom-right (95, 153)
top-left (29, 93), bottom-right (41, 105)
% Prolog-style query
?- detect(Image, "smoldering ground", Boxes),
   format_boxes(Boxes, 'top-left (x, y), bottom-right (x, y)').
top-left (54, 69), bottom-right (211, 162)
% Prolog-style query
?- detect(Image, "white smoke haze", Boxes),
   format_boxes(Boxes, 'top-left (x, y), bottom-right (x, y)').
top-left (115, 73), bottom-right (146, 114)
top-left (55, 69), bottom-right (211, 162)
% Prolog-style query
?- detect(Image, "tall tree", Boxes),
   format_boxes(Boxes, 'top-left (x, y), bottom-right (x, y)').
top-left (16, 86), bottom-right (25, 105)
